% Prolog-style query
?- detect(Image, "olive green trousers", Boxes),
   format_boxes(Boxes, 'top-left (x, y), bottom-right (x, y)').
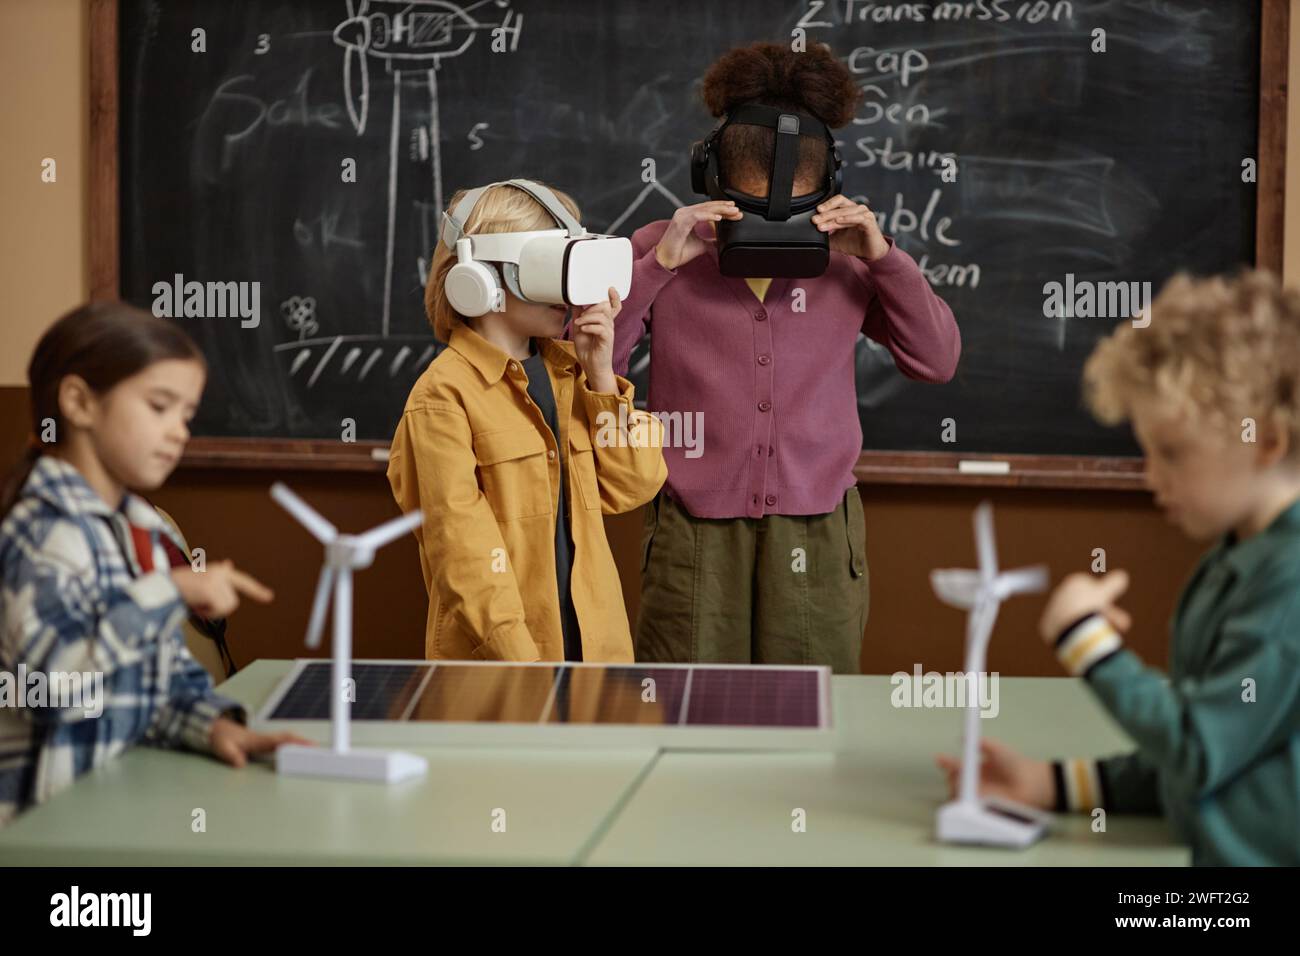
top-left (634, 487), bottom-right (869, 674)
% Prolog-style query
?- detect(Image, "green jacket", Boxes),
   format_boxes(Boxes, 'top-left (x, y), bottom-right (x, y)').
top-left (1052, 497), bottom-right (1300, 866)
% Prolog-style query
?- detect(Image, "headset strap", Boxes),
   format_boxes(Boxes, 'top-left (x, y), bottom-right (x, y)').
top-left (727, 104), bottom-right (828, 141)
top-left (502, 178), bottom-right (585, 236)
top-left (440, 178), bottom-right (584, 251)
top-left (440, 182), bottom-right (496, 250)
top-left (716, 105), bottom-right (832, 221)
top-left (766, 113), bottom-right (800, 221)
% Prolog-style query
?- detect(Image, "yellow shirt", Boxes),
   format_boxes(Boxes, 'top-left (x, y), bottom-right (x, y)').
top-left (744, 277), bottom-right (773, 302)
top-left (387, 323), bottom-right (667, 662)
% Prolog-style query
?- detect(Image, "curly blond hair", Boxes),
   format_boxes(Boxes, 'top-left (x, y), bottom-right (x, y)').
top-left (425, 181), bottom-right (581, 342)
top-left (1083, 270), bottom-right (1300, 458)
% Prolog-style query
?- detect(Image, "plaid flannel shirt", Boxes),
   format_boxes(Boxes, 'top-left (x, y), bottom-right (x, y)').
top-left (0, 455), bottom-right (245, 826)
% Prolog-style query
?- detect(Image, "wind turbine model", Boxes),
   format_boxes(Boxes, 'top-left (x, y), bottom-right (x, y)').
top-left (931, 501), bottom-right (1051, 847)
top-left (270, 482), bottom-right (428, 783)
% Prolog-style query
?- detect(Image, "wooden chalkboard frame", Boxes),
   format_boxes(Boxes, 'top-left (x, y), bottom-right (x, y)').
top-left (89, 0), bottom-right (1289, 489)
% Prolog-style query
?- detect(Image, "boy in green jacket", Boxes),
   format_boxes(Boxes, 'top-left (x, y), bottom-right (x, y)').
top-left (938, 270), bottom-right (1300, 865)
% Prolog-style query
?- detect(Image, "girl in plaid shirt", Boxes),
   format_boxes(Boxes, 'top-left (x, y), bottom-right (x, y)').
top-left (0, 303), bottom-right (305, 826)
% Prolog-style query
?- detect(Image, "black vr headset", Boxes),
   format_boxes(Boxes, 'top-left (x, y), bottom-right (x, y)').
top-left (690, 103), bottom-right (844, 278)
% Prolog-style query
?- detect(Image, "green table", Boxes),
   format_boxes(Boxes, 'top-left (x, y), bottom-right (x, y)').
top-left (588, 677), bottom-right (1187, 865)
top-left (0, 661), bottom-right (1186, 866)
top-left (0, 662), bottom-right (656, 866)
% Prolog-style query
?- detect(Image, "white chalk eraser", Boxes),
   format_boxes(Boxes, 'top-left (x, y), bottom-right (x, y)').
top-left (370, 447), bottom-right (391, 462)
top-left (958, 460), bottom-right (1011, 475)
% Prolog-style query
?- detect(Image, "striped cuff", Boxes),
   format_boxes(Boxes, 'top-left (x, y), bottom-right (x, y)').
top-left (1054, 613), bottom-right (1123, 677)
top-left (178, 694), bottom-right (246, 754)
top-left (1051, 757), bottom-right (1107, 813)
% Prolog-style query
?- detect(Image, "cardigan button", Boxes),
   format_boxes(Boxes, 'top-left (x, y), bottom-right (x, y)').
top-left (758, 400), bottom-right (771, 412)
top-left (754, 309), bottom-right (767, 321)
top-left (757, 354), bottom-right (771, 365)
top-left (765, 495), bottom-right (777, 506)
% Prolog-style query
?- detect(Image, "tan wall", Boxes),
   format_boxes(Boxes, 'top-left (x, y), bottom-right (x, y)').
top-left (0, 0), bottom-right (88, 387)
top-left (0, 0), bottom-right (1288, 675)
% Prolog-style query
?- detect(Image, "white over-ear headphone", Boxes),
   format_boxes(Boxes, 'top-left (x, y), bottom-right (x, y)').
top-left (444, 238), bottom-right (504, 318)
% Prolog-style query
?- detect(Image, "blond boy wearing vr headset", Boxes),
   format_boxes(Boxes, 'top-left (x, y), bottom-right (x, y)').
top-left (387, 179), bottom-right (667, 662)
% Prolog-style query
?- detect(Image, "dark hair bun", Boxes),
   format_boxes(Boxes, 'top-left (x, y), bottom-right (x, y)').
top-left (700, 41), bottom-right (860, 128)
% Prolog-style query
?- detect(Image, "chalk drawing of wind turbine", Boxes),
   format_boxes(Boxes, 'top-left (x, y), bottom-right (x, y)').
top-left (272, 2), bottom-right (518, 398)
top-left (332, 0), bottom-right (521, 337)
top-left (931, 501), bottom-right (1052, 848)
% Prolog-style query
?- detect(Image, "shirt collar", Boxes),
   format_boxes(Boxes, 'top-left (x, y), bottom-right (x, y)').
top-left (24, 455), bottom-right (174, 535)
top-left (537, 337), bottom-right (578, 372)
top-left (448, 324), bottom-right (577, 385)
top-left (1219, 494), bottom-right (1300, 578)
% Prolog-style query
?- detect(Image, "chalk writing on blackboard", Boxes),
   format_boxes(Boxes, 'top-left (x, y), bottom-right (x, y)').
top-left (121, 0), bottom-right (1259, 456)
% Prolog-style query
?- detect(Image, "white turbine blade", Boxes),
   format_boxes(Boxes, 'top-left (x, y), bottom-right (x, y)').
top-left (973, 501), bottom-right (998, 580)
top-left (355, 510), bottom-right (424, 551)
top-left (995, 565), bottom-right (1050, 598)
top-left (930, 569), bottom-right (982, 608)
top-left (306, 566), bottom-right (334, 649)
top-left (270, 482), bottom-right (337, 543)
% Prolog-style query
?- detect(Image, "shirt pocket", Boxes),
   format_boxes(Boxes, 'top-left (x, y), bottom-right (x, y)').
top-left (472, 426), bottom-right (552, 519)
top-left (568, 426), bottom-right (602, 511)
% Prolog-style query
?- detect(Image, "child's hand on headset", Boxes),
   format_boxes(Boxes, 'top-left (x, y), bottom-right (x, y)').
top-left (812, 195), bottom-right (891, 261)
top-left (655, 201), bottom-right (743, 271)
top-left (573, 287), bottom-right (622, 394)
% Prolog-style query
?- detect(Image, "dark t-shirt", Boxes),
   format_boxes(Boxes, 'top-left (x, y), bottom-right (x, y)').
top-left (521, 345), bottom-right (582, 661)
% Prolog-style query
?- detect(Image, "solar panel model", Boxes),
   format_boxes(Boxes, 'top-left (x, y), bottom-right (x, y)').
top-left (255, 660), bottom-right (834, 751)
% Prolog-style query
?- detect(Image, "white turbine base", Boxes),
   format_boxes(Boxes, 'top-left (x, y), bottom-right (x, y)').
top-left (936, 796), bottom-right (1050, 848)
top-left (276, 744), bottom-right (427, 783)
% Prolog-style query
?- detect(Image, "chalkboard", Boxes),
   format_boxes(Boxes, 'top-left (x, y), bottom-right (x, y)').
top-left (106, 0), bottom-right (1283, 483)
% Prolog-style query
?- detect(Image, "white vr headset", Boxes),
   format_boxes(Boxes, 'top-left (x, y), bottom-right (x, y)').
top-left (440, 178), bottom-right (632, 318)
